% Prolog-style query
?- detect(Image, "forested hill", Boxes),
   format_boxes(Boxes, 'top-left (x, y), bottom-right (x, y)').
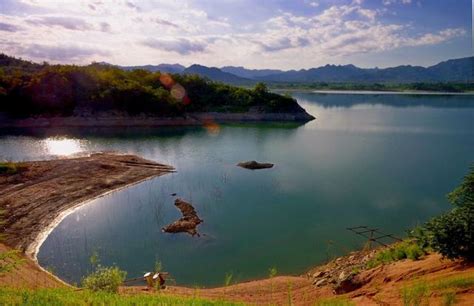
top-left (0, 54), bottom-right (309, 119)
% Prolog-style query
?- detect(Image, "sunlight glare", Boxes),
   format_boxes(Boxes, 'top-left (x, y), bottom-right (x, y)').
top-left (44, 138), bottom-right (84, 156)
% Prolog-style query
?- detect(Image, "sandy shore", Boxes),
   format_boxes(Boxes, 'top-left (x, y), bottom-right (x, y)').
top-left (0, 153), bottom-right (174, 257)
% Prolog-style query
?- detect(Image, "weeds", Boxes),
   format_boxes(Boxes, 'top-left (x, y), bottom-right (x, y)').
top-left (0, 162), bottom-right (21, 175)
top-left (367, 240), bottom-right (427, 269)
top-left (401, 282), bottom-right (429, 306)
top-left (81, 266), bottom-right (126, 293)
top-left (315, 297), bottom-right (355, 306)
top-left (433, 275), bottom-right (474, 290)
top-left (442, 291), bottom-right (457, 306)
top-left (268, 266), bottom-right (277, 302)
top-left (224, 272), bottom-right (233, 287)
top-left (0, 287), bottom-right (241, 305)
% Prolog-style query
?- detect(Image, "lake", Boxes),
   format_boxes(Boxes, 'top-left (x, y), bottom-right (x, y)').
top-left (1, 92), bottom-right (473, 287)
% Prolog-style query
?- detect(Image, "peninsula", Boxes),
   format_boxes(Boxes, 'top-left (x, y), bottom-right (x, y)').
top-left (0, 54), bottom-right (314, 128)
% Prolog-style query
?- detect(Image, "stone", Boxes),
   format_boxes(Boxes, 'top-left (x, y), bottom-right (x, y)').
top-left (314, 278), bottom-right (327, 287)
top-left (333, 276), bottom-right (365, 294)
top-left (237, 161), bottom-right (274, 170)
top-left (312, 271), bottom-right (325, 278)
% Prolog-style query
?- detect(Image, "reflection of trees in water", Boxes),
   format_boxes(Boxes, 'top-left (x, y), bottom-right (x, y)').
top-left (294, 93), bottom-right (474, 109)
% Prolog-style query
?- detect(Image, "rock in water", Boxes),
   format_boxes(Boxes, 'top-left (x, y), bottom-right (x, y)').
top-left (237, 161), bottom-right (274, 170)
top-left (162, 198), bottom-right (203, 236)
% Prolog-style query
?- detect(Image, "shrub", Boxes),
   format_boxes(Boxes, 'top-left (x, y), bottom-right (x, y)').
top-left (401, 282), bottom-right (429, 306)
top-left (0, 162), bottom-right (19, 174)
top-left (81, 266), bottom-right (126, 293)
top-left (424, 206), bottom-right (474, 260)
top-left (421, 167), bottom-right (474, 261)
top-left (367, 240), bottom-right (427, 269)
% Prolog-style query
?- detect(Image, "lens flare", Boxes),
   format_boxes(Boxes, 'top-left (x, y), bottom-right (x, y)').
top-left (203, 120), bottom-right (220, 136)
top-left (159, 73), bottom-right (174, 88)
top-left (183, 95), bottom-right (191, 105)
top-left (171, 83), bottom-right (186, 100)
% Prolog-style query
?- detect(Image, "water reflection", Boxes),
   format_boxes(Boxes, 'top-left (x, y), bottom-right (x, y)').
top-left (292, 92), bottom-right (474, 109)
top-left (43, 137), bottom-right (86, 156)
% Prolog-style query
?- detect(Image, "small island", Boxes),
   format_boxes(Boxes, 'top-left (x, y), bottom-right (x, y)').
top-left (0, 54), bottom-right (314, 127)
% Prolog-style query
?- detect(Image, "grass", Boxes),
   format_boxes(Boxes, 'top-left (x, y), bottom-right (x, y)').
top-left (0, 162), bottom-right (22, 175)
top-left (315, 297), bottom-right (355, 306)
top-left (367, 240), bottom-right (427, 269)
top-left (433, 275), bottom-right (474, 290)
top-left (0, 287), bottom-right (243, 306)
top-left (82, 265), bottom-right (127, 293)
top-left (400, 275), bottom-right (474, 306)
top-left (401, 282), bottom-right (429, 306)
top-left (442, 291), bottom-right (457, 306)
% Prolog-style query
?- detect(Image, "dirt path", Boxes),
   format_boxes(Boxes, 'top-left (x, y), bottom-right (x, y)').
top-left (0, 153), bottom-right (174, 255)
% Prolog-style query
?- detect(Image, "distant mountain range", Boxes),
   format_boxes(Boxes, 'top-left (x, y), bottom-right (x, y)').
top-left (111, 57), bottom-right (473, 85)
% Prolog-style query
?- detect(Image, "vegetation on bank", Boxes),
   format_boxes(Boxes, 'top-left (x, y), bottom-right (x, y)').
top-left (0, 54), bottom-right (301, 118)
top-left (366, 240), bottom-right (427, 269)
top-left (0, 287), bottom-right (242, 306)
top-left (365, 166), bottom-right (473, 269)
top-left (413, 166), bottom-right (474, 261)
top-left (401, 275), bottom-right (474, 306)
top-left (270, 82), bottom-right (474, 93)
top-left (0, 161), bottom-right (25, 175)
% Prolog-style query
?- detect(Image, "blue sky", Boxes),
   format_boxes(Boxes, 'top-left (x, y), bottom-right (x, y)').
top-left (0, 0), bottom-right (472, 69)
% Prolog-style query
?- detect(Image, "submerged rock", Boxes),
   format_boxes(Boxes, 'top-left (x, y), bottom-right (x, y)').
top-left (162, 198), bottom-right (203, 236)
top-left (237, 161), bottom-right (274, 170)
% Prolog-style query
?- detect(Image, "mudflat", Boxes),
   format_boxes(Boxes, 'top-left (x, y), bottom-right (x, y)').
top-left (0, 153), bottom-right (174, 256)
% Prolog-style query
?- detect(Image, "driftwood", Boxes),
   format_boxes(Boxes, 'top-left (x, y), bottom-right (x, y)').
top-left (162, 198), bottom-right (203, 236)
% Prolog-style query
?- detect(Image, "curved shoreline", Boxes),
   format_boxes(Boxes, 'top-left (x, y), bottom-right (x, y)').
top-left (0, 153), bottom-right (174, 262)
top-left (26, 174), bottom-right (169, 260)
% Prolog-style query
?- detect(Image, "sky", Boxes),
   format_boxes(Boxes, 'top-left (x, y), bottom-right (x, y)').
top-left (0, 0), bottom-right (472, 69)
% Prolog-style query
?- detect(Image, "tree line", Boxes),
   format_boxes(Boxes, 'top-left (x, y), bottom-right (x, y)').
top-left (0, 54), bottom-right (299, 118)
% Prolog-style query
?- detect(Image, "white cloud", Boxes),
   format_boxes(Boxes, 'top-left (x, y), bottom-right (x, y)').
top-left (383, 0), bottom-right (412, 5)
top-left (0, 0), bottom-right (466, 68)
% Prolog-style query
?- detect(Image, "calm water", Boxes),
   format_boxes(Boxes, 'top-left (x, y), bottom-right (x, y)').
top-left (1, 93), bottom-right (473, 287)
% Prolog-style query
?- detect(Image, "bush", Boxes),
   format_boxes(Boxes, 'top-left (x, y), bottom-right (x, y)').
top-left (0, 162), bottom-right (20, 174)
top-left (421, 167), bottom-right (474, 261)
top-left (81, 266), bottom-right (126, 293)
top-left (367, 240), bottom-right (427, 268)
top-left (424, 206), bottom-right (474, 260)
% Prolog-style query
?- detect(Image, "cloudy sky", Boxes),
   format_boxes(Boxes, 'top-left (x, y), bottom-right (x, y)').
top-left (0, 0), bottom-right (472, 69)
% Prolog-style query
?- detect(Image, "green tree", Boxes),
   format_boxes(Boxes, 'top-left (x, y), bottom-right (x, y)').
top-left (254, 82), bottom-right (268, 95)
top-left (423, 167), bottom-right (474, 261)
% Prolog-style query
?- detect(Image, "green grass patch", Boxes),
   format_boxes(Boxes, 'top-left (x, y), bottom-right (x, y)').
top-left (315, 297), bottom-right (355, 306)
top-left (442, 291), bottom-right (457, 306)
top-left (367, 240), bottom-right (427, 269)
top-left (433, 275), bottom-right (474, 290)
top-left (401, 282), bottom-right (429, 306)
top-left (400, 275), bottom-right (474, 306)
top-left (0, 287), bottom-right (243, 306)
top-left (0, 162), bottom-right (22, 175)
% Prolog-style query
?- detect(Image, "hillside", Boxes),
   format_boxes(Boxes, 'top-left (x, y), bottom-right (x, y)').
top-left (258, 57), bottom-right (473, 83)
top-left (183, 64), bottom-right (253, 85)
top-left (114, 57), bottom-right (473, 85)
top-left (0, 54), bottom-right (313, 122)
